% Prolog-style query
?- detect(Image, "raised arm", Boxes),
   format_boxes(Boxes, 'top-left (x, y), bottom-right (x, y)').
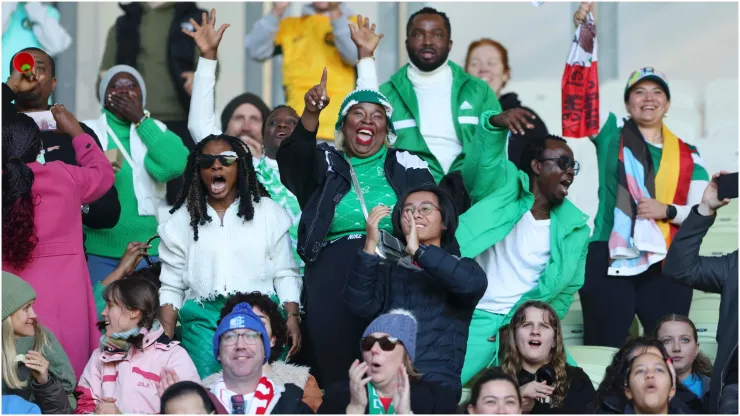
top-left (51, 105), bottom-right (114, 205)
top-left (182, 8), bottom-right (230, 142)
top-left (350, 15), bottom-right (383, 90)
top-left (462, 108), bottom-right (536, 203)
top-left (662, 173), bottom-right (735, 293)
top-left (276, 69), bottom-right (329, 207)
top-left (244, 3), bottom-right (289, 61)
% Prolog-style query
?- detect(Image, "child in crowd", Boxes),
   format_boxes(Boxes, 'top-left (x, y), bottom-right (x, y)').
top-left (623, 352), bottom-right (677, 414)
top-left (75, 277), bottom-right (199, 414)
top-left (1, 272), bottom-right (76, 414)
top-left (160, 381), bottom-right (218, 415)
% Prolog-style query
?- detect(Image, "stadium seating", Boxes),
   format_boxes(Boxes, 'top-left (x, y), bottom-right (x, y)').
top-left (567, 345), bottom-right (619, 389)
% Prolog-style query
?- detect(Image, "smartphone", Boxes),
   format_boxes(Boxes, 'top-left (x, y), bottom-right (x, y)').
top-left (25, 111), bottom-right (56, 131)
top-left (717, 172), bottom-right (739, 200)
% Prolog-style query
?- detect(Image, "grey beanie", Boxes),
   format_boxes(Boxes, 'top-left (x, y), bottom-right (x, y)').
top-left (362, 309), bottom-right (418, 363)
top-left (2, 272), bottom-right (36, 321)
top-left (98, 65), bottom-right (147, 106)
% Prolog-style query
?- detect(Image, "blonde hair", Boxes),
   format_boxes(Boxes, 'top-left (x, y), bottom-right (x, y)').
top-left (2, 317), bottom-right (50, 390)
top-left (502, 301), bottom-right (569, 408)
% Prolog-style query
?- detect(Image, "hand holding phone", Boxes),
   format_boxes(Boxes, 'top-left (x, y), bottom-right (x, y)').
top-left (717, 172), bottom-right (738, 200)
top-left (698, 171), bottom-right (735, 216)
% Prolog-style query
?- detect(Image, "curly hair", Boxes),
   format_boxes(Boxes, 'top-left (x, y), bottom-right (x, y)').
top-left (653, 313), bottom-right (714, 378)
top-left (217, 292), bottom-right (288, 363)
top-left (2, 114), bottom-right (43, 270)
top-left (501, 301), bottom-right (569, 408)
top-left (591, 337), bottom-right (670, 412)
top-left (98, 277), bottom-right (160, 350)
top-left (170, 134), bottom-right (270, 241)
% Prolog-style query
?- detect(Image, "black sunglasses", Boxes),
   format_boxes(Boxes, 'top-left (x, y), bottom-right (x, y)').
top-left (196, 154), bottom-right (238, 169)
top-left (361, 335), bottom-right (401, 352)
top-left (143, 235), bottom-right (160, 268)
top-left (538, 156), bottom-right (580, 175)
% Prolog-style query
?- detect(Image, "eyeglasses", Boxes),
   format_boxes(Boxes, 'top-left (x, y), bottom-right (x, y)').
top-left (402, 203), bottom-right (440, 217)
top-left (221, 331), bottom-right (262, 346)
top-left (537, 156), bottom-right (580, 175)
top-left (196, 154), bottom-right (238, 169)
top-left (361, 335), bottom-right (401, 352)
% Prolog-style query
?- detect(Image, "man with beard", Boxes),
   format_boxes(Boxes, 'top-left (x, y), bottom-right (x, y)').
top-left (455, 108), bottom-right (589, 385)
top-left (379, 7), bottom-right (501, 196)
top-left (6, 48), bottom-right (121, 236)
top-left (186, 10), bottom-right (304, 275)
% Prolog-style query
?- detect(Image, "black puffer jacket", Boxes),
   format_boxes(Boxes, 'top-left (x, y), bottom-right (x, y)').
top-left (2, 369), bottom-right (71, 414)
top-left (277, 121), bottom-right (435, 263)
top-left (344, 246), bottom-right (487, 396)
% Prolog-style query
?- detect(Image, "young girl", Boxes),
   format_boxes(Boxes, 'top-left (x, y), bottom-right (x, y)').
top-left (160, 381), bottom-right (217, 414)
top-left (623, 353), bottom-right (677, 414)
top-left (655, 314), bottom-right (713, 411)
top-left (466, 368), bottom-right (522, 414)
top-left (1, 272), bottom-right (76, 414)
top-left (75, 277), bottom-right (199, 414)
top-left (345, 185), bottom-right (487, 399)
top-left (501, 301), bottom-right (595, 414)
top-left (157, 134), bottom-right (302, 378)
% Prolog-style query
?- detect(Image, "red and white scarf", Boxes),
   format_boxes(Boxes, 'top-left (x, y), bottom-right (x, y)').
top-left (212, 375), bottom-right (276, 414)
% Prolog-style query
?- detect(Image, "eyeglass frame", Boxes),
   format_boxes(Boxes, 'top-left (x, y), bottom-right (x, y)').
top-left (401, 203), bottom-right (441, 217)
top-left (220, 330), bottom-right (262, 347)
top-left (537, 156), bottom-right (580, 175)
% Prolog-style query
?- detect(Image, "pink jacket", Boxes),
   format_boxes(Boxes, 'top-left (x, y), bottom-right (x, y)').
top-left (2, 133), bottom-right (114, 379)
top-left (74, 326), bottom-right (200, 414)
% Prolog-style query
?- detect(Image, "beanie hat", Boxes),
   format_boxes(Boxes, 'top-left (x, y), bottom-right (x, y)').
top-left (213, 303), bottom-right (271, 363)
top-left (99, 65), bottom-right (147, 106)
top-left (220, 93), bottom-right (271, 133)
top-left (362, 309), bottom-right (417, 363)
top-left (334, 89), bottom-right (397, 152)
top-left (623, 67), bottom-right (671, 102)
top-left (2, 272), bottom-right (36, 321)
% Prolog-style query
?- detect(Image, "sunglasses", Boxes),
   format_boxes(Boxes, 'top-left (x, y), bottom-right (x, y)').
top-left (361, 335), bottom-right (401, 352)
top-left (196, 153), bottom-right (238, 169)
top-left (538, 156), bottom-right (580, 175)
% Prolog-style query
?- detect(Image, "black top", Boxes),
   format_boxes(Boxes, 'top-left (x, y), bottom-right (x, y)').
top-left (516, 365), bottom-right (595, 414)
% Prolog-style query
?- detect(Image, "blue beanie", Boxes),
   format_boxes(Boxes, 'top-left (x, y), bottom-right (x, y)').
top-left (213, 303), bottom-right (271, 364)
top-left (362, 309), bottom-right (418, 363)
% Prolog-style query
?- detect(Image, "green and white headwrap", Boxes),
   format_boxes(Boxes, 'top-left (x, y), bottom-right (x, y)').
top-left (334, 89), bottom-right (397, 151)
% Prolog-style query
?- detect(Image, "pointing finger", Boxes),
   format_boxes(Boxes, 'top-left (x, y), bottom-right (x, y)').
top-left (320, 67), bottom-right (328, 94)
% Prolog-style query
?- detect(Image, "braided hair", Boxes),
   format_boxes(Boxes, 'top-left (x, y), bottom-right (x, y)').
top-left (170, 134), bottom-right (270, 241)
top-left (2, 115), bottom-right (43, 270)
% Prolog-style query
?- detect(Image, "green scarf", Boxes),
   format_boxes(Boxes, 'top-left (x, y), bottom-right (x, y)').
top-left (367, 382), bottom-right (395, 414)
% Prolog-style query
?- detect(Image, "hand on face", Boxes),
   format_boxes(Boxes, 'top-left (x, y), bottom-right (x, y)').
top-left (348, 360), bottom-right (372, 410)
top-left (6, 67), bottom-right (41, 94)
top-left (107, 90), bottom-right (145, 124)
top-left (403, 210), bottom-right (419, 255)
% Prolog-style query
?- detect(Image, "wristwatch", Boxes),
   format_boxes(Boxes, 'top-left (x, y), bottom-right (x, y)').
top-left (413, 244), bottom-right (428, 263)
top-left (287, 312), bottom-right (301, 323)
top-left (665, 204), bottom-right (677, 220)
top-left (134, 110), bottom-right (151, 128)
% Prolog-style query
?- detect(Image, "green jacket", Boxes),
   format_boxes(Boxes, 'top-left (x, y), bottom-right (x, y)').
top-left (380, 61), bottom-right (502, 182)
top-left (456, 110), bottom-right (591, 324)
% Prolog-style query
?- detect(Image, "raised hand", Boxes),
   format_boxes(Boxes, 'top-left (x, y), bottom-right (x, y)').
top-left (573, 2), bottom-right (594, 28)
top-left (181, 71), bottom-right (195, 96)
top-left (347, 360), bottom-right (371, 414)
top-left (182, 8), bottom-right (230, 60)
top-left (392, 365), bottom-right (412, 414)
top-left (304, 68), bottom-right (330, 114)
top-left (490, 108), bottom-right (536, 136)
top-left (698, 171), bottom-right (732, 216)
top-left (50, 104), bottom-right (85, 138)
top-left (117, 241), bottom-right (152, 275)
top-left (107, 91), bottom-right (145, 124)
top-left (403, 210), bottom-right (419, 256)
top-left (349, 14), bottom-right (384, 59)
top-left (286, 318), bottom-right (302, 359)
top-left (156, 368), bottom-right (181, 397)
top-left (23, 350), bottom-right (49, 385)
top-left (364, 205), bottom-right (392, 255)
top-left (6, 67), bottom-right (40, 94)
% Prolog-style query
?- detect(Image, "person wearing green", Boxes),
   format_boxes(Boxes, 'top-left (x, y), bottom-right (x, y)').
top-left (379, 7), bottom-right (501, 187)
top-left (82, 65), bottom-right (188, 287)
top-left (2, 272), bottom-right (76, 413)
top-left (456, 108), bottom-right (590, 386)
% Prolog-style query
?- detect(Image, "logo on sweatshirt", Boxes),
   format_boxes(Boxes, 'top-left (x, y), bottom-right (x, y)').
top-left (460, 101), bottom-right (473, 110)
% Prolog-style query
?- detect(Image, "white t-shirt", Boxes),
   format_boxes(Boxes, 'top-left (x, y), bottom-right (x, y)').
top-left (475, 211), bottom-right (551, 314)
top-left (407, 61), bottom-right (461, 174)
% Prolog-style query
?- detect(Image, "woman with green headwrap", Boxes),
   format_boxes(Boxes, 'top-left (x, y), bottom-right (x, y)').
top-left (276, 15), bottom-right (435, 389)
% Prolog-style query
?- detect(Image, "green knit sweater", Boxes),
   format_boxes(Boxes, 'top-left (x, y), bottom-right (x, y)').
top-left (84, 109), bottom-right (188, 258)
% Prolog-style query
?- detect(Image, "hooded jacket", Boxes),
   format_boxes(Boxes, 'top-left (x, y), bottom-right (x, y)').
top-left (74, 325), bottom-right (200, 414)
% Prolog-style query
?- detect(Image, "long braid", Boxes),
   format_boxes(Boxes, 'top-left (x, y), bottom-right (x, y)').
top-left (2, 115), bottom-right (43, 270)
top-left (170, 134), bottom-right (270, 241)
